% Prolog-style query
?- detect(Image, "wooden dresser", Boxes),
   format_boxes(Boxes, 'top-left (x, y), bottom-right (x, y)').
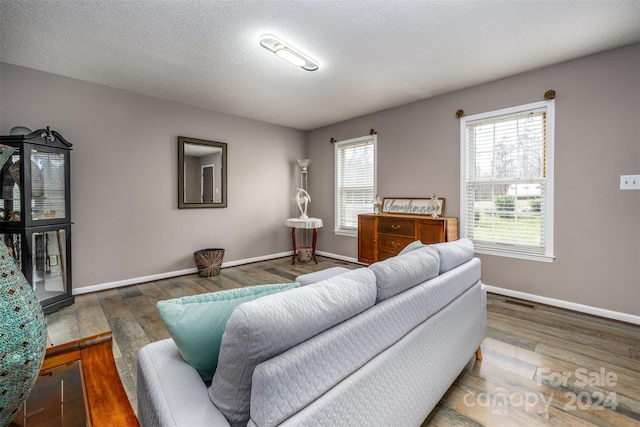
top-left (358, 213), bottom-right (458, 264)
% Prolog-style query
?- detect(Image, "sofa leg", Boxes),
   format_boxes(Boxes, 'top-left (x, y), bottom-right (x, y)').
top-left (475, 347), bottom-right (483, 361)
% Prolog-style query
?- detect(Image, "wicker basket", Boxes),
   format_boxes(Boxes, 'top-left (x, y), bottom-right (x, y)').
top-left (194, 248), bottom-right (225, 277)
top-left (297, 246), bottom-right (313, 263)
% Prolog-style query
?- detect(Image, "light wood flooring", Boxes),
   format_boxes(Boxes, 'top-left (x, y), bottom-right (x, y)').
top-left (45, 256), bottom-right (640, 426)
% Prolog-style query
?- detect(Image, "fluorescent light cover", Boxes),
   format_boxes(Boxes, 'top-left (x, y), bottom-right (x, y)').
top-left (275, 47), bottom-right (307, 67)
top-left (259, 35), bottom-right (319, 71)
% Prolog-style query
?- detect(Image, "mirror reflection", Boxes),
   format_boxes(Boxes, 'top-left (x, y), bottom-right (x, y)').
top-left (178, 136), bottom-right (227, 208)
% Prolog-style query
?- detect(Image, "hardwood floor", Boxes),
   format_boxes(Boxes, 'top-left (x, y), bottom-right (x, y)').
top-left (45, 256), bottom-right (640, 426)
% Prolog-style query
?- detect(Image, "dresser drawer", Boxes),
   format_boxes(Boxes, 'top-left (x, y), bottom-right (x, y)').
top-left (378, 217), bottom-right (415, 236)
top-left (378, 250), bottom-right (399, 261)
top-left (378, 235), bottom-right (414, 253)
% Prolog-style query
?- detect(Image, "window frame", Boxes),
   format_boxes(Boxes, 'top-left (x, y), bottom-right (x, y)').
top-left (460, 100), bottom-right (555, 262)
top-left (334, 134), bottom-right (377, 237)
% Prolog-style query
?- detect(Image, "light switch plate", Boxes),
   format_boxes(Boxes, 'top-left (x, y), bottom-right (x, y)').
top-left (620, 174), bottom-right (640, 190)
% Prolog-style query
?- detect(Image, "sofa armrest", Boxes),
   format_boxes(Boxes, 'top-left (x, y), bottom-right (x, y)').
top-left (137, 339), bottom-right (230, 427)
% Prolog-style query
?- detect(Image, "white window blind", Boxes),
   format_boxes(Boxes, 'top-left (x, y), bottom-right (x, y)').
top-left (461, 100), bottom-right (554, 261)
top-left (335, 135), bottom-right (376, 236)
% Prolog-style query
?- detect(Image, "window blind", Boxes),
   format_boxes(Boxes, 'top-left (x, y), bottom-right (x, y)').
top-left (462, 104), bottom-right (552, 258)
top-left (335, 136), bottom-right (376, 233)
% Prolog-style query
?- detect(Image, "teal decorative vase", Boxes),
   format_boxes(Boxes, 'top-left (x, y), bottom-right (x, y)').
top-left (0, 144), bottom-right (47, 426)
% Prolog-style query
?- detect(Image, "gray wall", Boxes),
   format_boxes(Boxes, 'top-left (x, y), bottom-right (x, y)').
top-left (0, 63), bottom-right (305, 290)
top-left (307, 43), bottom-right (640, 316)
top-left (1, 44), bottom-right (638, 316)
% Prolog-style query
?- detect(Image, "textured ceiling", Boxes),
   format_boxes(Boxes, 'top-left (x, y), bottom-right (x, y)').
top-left (1, 1), bottom-right (639, 130)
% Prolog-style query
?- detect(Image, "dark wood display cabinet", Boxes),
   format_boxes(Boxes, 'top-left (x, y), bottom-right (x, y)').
top-left (358, 213), bottom-right (458, 264)
top-left (0, 127), bottom-right (74, 313)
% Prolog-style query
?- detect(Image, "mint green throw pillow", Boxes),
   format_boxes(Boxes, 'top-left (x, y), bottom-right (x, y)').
top-left (157, 282), bottom-right (299, 382)
top-left (398, 240), bottom-right (424, 255)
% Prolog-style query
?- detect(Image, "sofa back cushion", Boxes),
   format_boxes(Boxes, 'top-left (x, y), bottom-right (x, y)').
top-left (209, 268), bottom-right (377, 427)
top-left (369, 246), bottom-right (440, 303)
top-left (431, 238), bottom-right (474, 274)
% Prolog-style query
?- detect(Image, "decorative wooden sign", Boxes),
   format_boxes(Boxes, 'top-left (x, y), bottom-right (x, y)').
top-left (382, 197), bottom-right (445, 216)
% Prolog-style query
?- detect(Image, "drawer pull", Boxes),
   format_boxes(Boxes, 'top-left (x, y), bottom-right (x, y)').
top-left (391, 224), bottom-right (400, 230)
top-left (391, 241), bottom-right (400, 248)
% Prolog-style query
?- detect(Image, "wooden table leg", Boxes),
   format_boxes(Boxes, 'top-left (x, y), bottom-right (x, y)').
top-left (312, 228), bottom-right (318, 264)
top-left (291, 227), bottom-right (297, 265)
top-left (475, 347), bottom-right (483, 360)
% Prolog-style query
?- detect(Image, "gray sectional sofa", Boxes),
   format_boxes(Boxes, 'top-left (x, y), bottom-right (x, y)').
top-left (137, 238), bottom-right (486, 426)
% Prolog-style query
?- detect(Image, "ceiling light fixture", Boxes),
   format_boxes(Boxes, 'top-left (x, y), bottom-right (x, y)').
top-left (259, 35), bottom-right (319, 71)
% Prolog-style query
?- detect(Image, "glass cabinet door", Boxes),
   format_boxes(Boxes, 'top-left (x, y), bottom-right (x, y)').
top-left (31, 150), bottom-right (66, 221)
top-left (32, 228), bottom-right (67, 302)
top-left (0, 150), bottom-right (22, 222)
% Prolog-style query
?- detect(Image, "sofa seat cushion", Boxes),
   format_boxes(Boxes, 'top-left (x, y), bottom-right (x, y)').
top-left (209, 268), bottom-right (377, 427)
top-left (157, 283), bottom-right (299, 382)
top-left (431, 238), bottom-right (474, 274)
top-left (369, 246), bottom-right (440, 303)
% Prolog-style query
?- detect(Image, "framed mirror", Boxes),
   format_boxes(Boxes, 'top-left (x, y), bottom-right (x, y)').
top-left (178, 136), bottom-right (227, 208)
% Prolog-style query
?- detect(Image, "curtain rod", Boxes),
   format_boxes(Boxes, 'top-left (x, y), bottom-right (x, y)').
top-left (330, 129), bottom-right (377, 143)
top-left (456, 90), bottom-right (556, 119)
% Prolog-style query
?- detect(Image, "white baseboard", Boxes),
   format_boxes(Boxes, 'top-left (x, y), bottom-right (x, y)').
top-left (74, 253), bottom-right (639, 326)
top-left (484, 284), bottom-right (640, 326)
top-left (72, 251), bottom-right (292, 296)
top-left (315, 250), bottom-right (360, 264)
top-left (221, 251), bottom-right (292, 268)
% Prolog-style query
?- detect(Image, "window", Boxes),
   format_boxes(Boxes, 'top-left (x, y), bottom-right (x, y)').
top-left (460, 100), bottom-right (554, 262)
top-left (335, 135), bottom-right (377, 236)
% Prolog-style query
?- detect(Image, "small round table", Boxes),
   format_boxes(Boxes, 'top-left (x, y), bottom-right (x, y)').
top-left (285, 218), bottom-right (323, 265)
